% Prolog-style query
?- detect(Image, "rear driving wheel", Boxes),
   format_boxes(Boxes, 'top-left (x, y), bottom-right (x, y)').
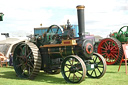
top-left (97, 37), bottom-right (123, 65)
top-left (13, 42), bottom-right (41, 79)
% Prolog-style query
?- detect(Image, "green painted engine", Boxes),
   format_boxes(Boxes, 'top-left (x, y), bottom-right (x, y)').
top-left (110, 26), bottom-right (128, 42)
top-left (13, 5), bottom-right (107, 83)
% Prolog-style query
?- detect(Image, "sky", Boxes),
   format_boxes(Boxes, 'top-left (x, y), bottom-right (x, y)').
top-left (0, 0), bottom-right (128, 40)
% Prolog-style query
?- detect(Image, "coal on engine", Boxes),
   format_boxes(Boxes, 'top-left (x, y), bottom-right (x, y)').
top-left (13, 5), bottom-right (107, 83)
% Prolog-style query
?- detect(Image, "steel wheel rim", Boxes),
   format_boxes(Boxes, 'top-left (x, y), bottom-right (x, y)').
top-left (13, 42), bottom-right (41, 79)
top-left (61, 55), bottom-right (86, 83)
top-left (13, 43), bottom-right (34, 78)
top-left (97, 38), bottom-right (119, 65)
top-left (87, 53), bottom-right (107, 78)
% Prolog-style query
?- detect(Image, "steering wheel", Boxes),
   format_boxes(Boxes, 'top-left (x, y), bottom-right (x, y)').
top-left (47, 25), bottom-right (64, 34)
top-left (118, 26), bottom-right (128, 34)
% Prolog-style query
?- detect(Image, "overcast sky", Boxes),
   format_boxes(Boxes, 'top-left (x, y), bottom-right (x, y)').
top-left (0, 0), bottom-right (128, 40)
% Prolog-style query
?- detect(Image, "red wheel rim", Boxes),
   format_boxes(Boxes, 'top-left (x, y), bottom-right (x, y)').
top-left (97, 38), bottom-right (119, 65)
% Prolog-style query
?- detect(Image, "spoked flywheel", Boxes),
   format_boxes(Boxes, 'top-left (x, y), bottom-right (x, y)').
top-left (97, 37), bottom-right (123, 65)
top-left (87, 53), bottom-right (107, 78)
top-left (61, 55), bottom-right (86, 83)
top-left (13, 42), bottom-right (41, 79)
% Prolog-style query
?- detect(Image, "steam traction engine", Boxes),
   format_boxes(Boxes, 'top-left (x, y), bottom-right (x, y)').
top-left (97, 26), bottom-right (128, 65)
top-left (13, 5), bottom-right (106, 83)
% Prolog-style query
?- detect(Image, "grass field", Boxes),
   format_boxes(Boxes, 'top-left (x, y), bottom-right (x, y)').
top-left (0, 64), bottom-right (128, 85)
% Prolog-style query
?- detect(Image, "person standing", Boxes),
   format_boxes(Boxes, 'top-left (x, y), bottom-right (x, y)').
top-left (9, 53), bottom-right (13, 66)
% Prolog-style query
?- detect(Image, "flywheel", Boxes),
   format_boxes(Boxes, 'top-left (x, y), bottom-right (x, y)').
top-left (13, 42), bottom-right (41, 79)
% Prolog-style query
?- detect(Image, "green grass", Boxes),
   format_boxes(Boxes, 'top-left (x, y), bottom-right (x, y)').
top-left (0, 64), bottom-right (128, 85)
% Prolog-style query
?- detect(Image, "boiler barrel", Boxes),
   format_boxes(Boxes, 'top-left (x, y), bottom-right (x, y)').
top-left (76, 5), bottom-right (85, 38)
top-left (47, 46), bottom-right (75, 58)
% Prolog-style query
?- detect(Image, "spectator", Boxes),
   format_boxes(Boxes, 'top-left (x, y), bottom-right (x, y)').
top-left (9, 53), bottom-right (13, 66)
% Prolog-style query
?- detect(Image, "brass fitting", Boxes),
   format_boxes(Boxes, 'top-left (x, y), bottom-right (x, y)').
top-left (76, 5), bottom-right (85, 9)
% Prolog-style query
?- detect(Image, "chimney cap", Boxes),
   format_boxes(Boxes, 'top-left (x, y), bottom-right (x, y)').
top-left (76, 5), bottom-right (85, 9)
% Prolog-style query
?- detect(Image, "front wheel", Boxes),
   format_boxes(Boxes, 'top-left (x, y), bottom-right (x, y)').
top-left (61, 55), bottom-right (86, 83)
top-left (87, 53), bottom-right (107, 78)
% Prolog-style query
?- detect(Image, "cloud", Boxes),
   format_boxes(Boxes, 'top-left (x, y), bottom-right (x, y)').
top-left (0, 0), bottom-right (128, 38)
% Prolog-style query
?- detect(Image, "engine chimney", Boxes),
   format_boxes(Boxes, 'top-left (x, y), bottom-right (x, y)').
top-left (76, 5), bottom-right (85, 38)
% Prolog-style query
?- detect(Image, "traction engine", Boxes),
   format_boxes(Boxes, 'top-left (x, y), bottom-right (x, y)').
top-left (97, 26), bottom-right (128, 65)
top-left (13, 5), bottom-right (107, 83)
